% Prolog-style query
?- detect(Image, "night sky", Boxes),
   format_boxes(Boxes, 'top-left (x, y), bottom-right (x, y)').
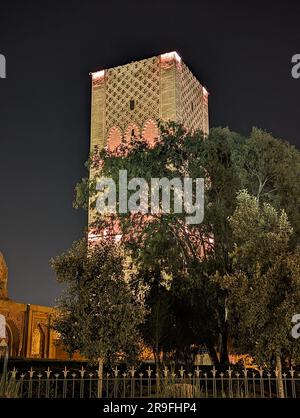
top-left (0, 0), bottom-right (299, 306)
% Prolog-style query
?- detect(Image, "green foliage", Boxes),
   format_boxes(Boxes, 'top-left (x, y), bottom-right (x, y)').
top-left (218, 191), bottom-right (300, 364)
top-left (0, 376), bottom-right (20, 398)
top-left (73, 122), bottom-right (300, 365)
top-left (140, 277), bottom-right (173, 363)
top-left (51, 238), bottom-right (146, 366)
top-left (73, 177), bottom-right (89, 210)
top-left (243, 128), bottom-right (300, 243)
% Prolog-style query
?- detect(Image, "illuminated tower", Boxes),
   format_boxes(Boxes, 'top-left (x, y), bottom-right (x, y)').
top-left (88, 52), bottom-right (209, 232)
top-left (90, 51), bottom-right (209, 153)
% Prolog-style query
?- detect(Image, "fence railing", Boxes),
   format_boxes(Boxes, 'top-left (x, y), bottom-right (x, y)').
top-left (1, 366), bottom-right (300, 398)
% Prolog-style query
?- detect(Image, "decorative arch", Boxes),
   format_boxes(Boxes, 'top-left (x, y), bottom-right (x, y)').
top-left (124, 123), bottom-right (140, 143)
top-left (5, 319), bottom-right (20, 357)
top-left (31, 324), bottom-right (46, 358)
top-left (142, 119), bottom-right (160, 146)
top-left (107, 126), bottom-right (122, 152)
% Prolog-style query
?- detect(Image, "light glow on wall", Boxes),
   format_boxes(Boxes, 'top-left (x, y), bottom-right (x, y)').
top-left (202, 86), bottom-right (209, 96)
top-left (91, 70), bottom-right (105, 80)
top-left (160, 51), bottom-right (181, 63)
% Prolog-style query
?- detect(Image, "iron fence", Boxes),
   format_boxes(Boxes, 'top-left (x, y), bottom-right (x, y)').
top-left (1, 366), bottom-right (300, 398)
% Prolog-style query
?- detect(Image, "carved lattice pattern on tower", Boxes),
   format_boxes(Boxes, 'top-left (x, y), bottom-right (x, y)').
top-left (105, 57), bottom-right (160, 136)
top-left (179, 62), bottom-right (205, 133)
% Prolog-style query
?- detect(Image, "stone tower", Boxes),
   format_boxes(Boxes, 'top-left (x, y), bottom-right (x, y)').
top-left (88, 52), bottom-right (209, 232)
top-left (90, 51), bottom-right (209, 153)
top-left (0, 252), bottom-right (8, 299)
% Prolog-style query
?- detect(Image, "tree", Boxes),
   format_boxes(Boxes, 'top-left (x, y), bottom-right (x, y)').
top-left (83, 123), bottom-right (248, 364)
top-left (75, 122), bottom-right (300, 366)
top-left (217, 191), bottom-right (300, 397)
top-left (138, 270), bottom-right (173, 366)
top-left (50, 238), bottom-right (146, 380)
top-left (243, 128), bottom-right (300, 244)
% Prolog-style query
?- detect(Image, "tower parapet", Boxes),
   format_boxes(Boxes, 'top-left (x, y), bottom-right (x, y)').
top-left (90, 51), bottom-right (209, 153)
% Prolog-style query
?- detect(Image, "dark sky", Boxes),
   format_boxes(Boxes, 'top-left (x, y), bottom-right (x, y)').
top-left (0, 0), bottom-right (299, 306)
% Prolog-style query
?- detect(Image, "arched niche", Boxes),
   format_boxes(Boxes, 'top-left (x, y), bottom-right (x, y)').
top-left (5, 319), bottom-right (20, 357)
top-left (107, 126), bottom-right (122, 152)
top-left (31, 324), bottom-right (46, 358)
top-left (142, 119), bottom-right (159, 146)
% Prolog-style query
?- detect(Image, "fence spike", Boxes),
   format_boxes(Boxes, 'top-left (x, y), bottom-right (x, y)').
top-left (146, 366), bottom-right (152, 378)
top-left (113, 366), bottom-right (119, 377)
top-left (80, 366), bottom-right (85, 378)
top-left (45, 366), bottom-right (51, 378)
top-left (130, 366), bottom-right (136, 378)
top-left (11, 367), bottom-right (17, 379)
top-left (29, 367), bottom-right (35, 378)
top-left (179, 366), bottom-right (185, 378)
top-left (63, 366), bottom-right (69, 378)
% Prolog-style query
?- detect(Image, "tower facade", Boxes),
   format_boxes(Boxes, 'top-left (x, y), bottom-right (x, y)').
top-left (90, 51), bottom-right (209, 153)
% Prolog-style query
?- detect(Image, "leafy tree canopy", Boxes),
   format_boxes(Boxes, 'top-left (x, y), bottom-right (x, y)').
top-left (51, 238), bottom-right (146, 366)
